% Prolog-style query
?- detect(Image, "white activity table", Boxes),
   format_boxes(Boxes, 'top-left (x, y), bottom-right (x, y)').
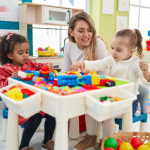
top-left (1, 77), bottom-right (136, 150)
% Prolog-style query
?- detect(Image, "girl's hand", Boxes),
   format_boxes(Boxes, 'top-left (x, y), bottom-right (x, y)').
top-left (71, 61), bottom-right (85, 72)
top-left (46, 62), bottom-right (54, 71)
top-left (11, 72), bottom-right (18, 77)
top-left (139, 61), bottom-right (149, 72)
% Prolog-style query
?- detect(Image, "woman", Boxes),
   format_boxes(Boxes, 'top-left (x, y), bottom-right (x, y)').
top-left (63, 11), bottom-right (113, 150)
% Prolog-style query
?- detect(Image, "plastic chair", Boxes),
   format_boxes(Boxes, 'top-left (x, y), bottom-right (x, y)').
top-left (115, 111), bottom-right (148, 133)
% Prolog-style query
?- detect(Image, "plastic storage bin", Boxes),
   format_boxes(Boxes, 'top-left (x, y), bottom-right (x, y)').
top-left (85, 87), bottom-right (137, 122)
top-left (0, 82), bottom-right (42, 118)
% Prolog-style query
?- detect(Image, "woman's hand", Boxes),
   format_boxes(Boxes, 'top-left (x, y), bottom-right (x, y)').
top-left (71, 61), bottom-right (85, 72)
top-left (11, 72), bottom-right (18, 77)
top-left (46, 62), bottom-right (54, 71)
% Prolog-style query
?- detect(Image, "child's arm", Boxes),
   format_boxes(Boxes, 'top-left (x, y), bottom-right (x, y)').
top-left (139, 61), bottom-right (150, 82)
top-left (0, 69), bottom-right (11, 88)
top-left (28, 60), bottom-right (54, 71)
top-left (136, 64), bottom-right (150, 86)
top-left (71, 56), bottom-right (112, 72)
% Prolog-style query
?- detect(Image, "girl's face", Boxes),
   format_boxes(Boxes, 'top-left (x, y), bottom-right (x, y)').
top-left (111, 36), bottom-right (134, 62)
top-left (69, 20), bottom-right (93, 50)
top-left (7, 42), bottom-right (29, 66)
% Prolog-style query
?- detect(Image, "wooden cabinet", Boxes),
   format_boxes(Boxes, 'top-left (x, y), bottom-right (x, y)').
top-left (19, 2), bottom-right (84, 37)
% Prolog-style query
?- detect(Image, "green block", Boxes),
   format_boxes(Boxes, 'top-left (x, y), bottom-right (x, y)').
top-left (23, 94), bottom-right (28, 98)
top-left (79, 82), bottom-right (85, 87)
top-left (106, 98), bottom-right (114, 101)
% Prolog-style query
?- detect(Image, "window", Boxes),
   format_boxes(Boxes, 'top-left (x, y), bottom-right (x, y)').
top-left (129, 0), bottom-right (150, 47)
top-left (32, 0), bottom-right (87, 56)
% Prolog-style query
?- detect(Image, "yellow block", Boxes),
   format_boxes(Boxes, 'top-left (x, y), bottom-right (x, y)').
top-left (6, 87), bottom-right (23, 100)
top-left (92, 75), bottom-right (98, 85)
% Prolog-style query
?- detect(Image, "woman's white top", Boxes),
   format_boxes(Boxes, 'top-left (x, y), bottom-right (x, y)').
top-left (63, 38), bottom-right (108, 76)
top-left (84, 55), bottom-right (150, 95)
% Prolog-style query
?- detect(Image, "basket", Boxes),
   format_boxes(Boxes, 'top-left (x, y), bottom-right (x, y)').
top-left (101, 132), bottom-right (150, 150)
top-left (35, 49), bottom-right (55, 56)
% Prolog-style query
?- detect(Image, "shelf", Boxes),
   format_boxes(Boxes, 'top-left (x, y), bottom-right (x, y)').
top-left (18, 2), bottom-right (84, 12)
top-left (27, 23), bottom-right (68, 26)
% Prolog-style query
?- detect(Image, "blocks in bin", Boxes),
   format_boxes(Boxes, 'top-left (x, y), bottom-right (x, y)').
top-left (57, 75), bottom-right (79, 86)
top-left (6, 87), bottom-right (23, 101)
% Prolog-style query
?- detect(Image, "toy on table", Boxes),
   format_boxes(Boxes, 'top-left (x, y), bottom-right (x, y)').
top-left (18, 69), bottom-right (35, 81)
top-left (3, 85), bottom-right (35, 101)
top-left (17, 68), bottom-right (118, 95)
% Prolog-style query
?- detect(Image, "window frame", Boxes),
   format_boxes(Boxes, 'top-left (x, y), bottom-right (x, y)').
top-left (130, 0), bottom-right (150, 29)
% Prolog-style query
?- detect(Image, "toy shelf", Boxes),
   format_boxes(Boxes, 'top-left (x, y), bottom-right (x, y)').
top-left (18, 2), bottom-right (84, 37)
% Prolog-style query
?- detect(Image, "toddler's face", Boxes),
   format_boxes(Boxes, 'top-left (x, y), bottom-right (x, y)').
top-left (7, 42), bottom-right (29, 66)
top-left (111, 36), bottom-right (134, 62)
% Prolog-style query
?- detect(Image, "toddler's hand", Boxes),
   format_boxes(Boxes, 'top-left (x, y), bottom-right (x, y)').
top-left (46, 62), bottom-right (54, 71)
top-left (71, 61), bottom-right (85, 72)
top-left (11, 72), bottom-right (18, 77)
top-left (139, 61), bottom-right (149, 72)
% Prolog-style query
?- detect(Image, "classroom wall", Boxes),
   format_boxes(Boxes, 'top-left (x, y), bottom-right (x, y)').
top-left (90, 0), bottom-right (130, 48)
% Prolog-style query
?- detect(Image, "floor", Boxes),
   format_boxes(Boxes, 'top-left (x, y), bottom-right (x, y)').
top-left (0, 108), bottom-right (149, 150)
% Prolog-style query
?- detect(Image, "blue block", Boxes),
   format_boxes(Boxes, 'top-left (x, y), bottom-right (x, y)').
top-left (57, 75), bottom-right (79, 86)
top-left (2, 109), bottom-right (8, 119)
top-left (81, 75), bottom-right (91, 85)
top-left (32, 71), bottom-right (40, 76)
top-left (0, 97), bottom-right (2, 101)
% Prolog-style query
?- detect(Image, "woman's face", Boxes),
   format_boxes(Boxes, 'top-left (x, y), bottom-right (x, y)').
top-left (69, 20), bottom-right (93, 50)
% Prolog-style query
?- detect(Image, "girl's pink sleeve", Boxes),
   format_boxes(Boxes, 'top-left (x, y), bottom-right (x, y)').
top-left (0, 69), bottom-right (10, 88)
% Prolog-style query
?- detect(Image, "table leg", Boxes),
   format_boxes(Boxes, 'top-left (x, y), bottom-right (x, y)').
top-left (96, 122), bottom-right (102, 142)
top-left (122, 104), bottom-right (133, 132)
top-left (6, 109), bottom-right (19, 150)
top-left (69, 117), bottom-right (79, 139)
top-left (55, 122), bottom-right (68, 150)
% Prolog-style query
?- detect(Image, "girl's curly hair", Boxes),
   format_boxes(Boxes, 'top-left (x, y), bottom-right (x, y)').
top-left (0, 33), bottom-right (29, 65)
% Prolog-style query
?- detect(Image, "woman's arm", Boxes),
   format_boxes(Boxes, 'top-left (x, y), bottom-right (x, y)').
top-left (63, 42), bottom-right (72, 72)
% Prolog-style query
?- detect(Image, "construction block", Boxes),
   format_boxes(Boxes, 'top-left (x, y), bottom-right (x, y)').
top-left (57, 75), bottom-right (79, 86)
top-left (92, 75), bottom-right (98, 85)
top-left (81, 75), bottom-right (91, 85)
top-left (105, 81), bottom-right (116, 87)
top-left (83, 84), bottom-right (98, 90)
